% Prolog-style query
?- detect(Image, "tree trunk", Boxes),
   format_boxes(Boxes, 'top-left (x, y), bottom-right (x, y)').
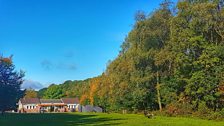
top-left (156, 71), bottom-right (162, 112)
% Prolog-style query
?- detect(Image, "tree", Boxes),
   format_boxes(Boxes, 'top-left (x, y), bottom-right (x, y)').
top-left (37, 88), bottom-right (47, 98)
top-left (168, 0), bottom-right (224, 110)
top-left (36, 0), bottom-right (224, 115)
top-left (43, 84), bottom-right (64, 99)
top-left (135, 10), bottom-right (146, 22)
top-left (89, 77), bottom-right (101, 105)
top-left (80, 94), bottom-right (90, 105)
top-left (0, 56), bottom-right (25, 114)
top-left (24, 89), bottom-right (38, 98)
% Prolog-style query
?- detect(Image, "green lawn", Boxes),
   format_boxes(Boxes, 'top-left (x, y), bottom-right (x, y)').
top-left (0, 112), bottom-right (224, 126)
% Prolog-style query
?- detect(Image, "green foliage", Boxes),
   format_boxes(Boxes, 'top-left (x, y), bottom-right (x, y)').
top-left (43, 84), bottom-right (64, 99)
top-left (39, 79), bottom-right (91, 99)
top-left (37, 88), bottom-right (47, 98)
top-left (38, 0), bottom-right (224, 119)
top-left (197, 102), bottom-right (212, 115)
top-left (24, 89), bottom-right (38, 98)
top-left (165, 102), bottom-right (194, 116)
top-left (0, 56), bottom-right (25, 112)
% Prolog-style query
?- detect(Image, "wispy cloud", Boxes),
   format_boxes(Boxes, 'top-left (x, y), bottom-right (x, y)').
top-left (41, 60), bottom-right (53, 70)
top-left (64, 51), bottom-right (74, 58)
top-left (68, 64), bottom-right (76, 70)
top-left (41, 51), bottom-right (76, 71)
top-left (41, 60), bottom-right (76, 71)
top-left (57, 62), bottom-right (76, 71)
top-left (22, 80), bottom-right (44, 90)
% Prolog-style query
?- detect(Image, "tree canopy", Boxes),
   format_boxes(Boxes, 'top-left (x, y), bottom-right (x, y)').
top-left (24, 89), bottom-right (38, 98)
top-left (0, 56), bottom-right (25, 113)
top-left (38, 0), bottom-right (224, 118)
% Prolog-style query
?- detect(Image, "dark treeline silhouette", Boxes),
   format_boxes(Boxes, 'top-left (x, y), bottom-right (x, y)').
top-left (0, 56), bottom-right (25, 115)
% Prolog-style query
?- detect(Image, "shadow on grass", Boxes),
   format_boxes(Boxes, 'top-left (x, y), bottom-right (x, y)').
top-left (0, 113), bottom-right (124, 126)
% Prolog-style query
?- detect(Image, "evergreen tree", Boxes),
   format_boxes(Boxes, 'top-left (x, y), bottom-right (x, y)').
top-left (0, 56), bottom-right (25, 114)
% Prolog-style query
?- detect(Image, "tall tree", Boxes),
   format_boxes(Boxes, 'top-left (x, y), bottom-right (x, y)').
top-left (169, 0), bottom-right (224, 110)
top-left (37, 0), bottom-right (224, 114)
top-left (0, 56), bottom-right (25, 114)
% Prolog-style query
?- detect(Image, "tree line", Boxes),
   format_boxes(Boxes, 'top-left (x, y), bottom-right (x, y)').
top-left (35, 0), bottom-right (224, 118)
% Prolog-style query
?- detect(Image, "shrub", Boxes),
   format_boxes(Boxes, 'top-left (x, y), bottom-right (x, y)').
top-left (208, 112), bottom-right (222, 120)
top-left (165, 102), bottom-right (193, 116)
top-left (197, 102), bottom-right (211, 115)
top-left (219, 108), bottom-right (224, 116)
top-left (166, 103), bottom-right (178, 116)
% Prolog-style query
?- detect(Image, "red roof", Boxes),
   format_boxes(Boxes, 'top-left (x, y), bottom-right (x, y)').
top-left (40, 99), bottom-right (62, 104)
top-left (61, 98), bottom-right (79, 104)
top-left (38, 103), bottom-right (66, 106)
top-left (20, 98), bottom-right (40, 104)
top-left (19, 98), bottom-right (79, 104)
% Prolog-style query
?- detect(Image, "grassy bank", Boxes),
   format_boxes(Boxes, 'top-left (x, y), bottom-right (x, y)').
top-left (0, 112), bottom-right (224, 126)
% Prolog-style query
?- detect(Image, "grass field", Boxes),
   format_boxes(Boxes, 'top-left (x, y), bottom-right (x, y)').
top-left (0, 112), bottom-right (224, 126)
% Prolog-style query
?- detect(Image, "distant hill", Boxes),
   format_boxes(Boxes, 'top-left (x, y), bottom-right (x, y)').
top-left (37, 78), bottom-right (93, 99)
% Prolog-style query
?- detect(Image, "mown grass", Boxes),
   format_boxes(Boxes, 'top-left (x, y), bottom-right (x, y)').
top-left (0, 112), bottom-right (224, 126)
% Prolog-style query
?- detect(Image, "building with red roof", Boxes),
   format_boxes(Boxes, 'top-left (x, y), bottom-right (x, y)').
top-left (18, 98), bottom-right (80, 113)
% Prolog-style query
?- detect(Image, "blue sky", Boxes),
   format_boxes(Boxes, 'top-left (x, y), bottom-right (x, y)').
top-left (0, 0), bottom-right (169, 89)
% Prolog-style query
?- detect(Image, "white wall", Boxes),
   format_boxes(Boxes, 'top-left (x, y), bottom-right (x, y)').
top-left (67, 104), bottom-right (79, 109)
top-left (23, 104), bottom-right (37, 109)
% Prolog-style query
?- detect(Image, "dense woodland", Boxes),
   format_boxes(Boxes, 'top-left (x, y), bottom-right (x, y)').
top-left (33, 0), bottom-right (224, 118)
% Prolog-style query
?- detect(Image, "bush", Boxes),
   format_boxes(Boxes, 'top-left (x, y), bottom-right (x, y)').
top-left (165, 102), bottom-right (193, 116)
top-left (208, 108), bottom-right (224, 120)
top-left (165, 103), bottom-right (178, 116)
top-left (197, 102), bottom-right (211, 115)
top-left (208, 112), bottom-right (222, 120)
top-left (219, 108), bottom-right (224, 116)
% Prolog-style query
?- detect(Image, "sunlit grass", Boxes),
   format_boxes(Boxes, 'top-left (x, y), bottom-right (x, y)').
top-left (0, 112), bottom-right (224, 126)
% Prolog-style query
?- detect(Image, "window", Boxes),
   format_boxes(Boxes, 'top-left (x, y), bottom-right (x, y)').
top-left (27, 106), bottom-right (29, 109)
